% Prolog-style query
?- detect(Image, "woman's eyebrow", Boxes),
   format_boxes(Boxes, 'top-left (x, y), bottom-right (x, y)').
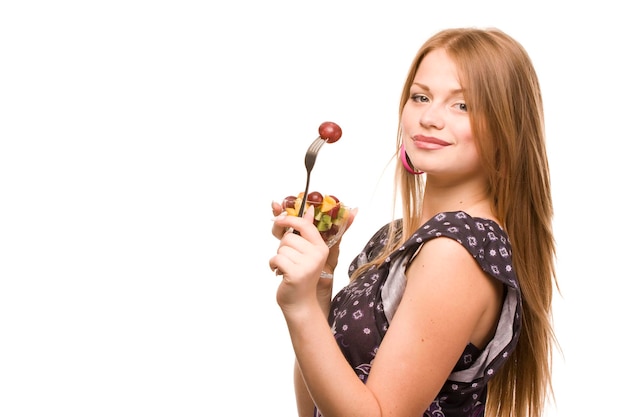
top-left (412, 82), bottom-right (465, 96)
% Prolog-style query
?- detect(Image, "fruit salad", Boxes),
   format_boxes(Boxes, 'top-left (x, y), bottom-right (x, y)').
top-left (282, 191), bottom-right (350, 247)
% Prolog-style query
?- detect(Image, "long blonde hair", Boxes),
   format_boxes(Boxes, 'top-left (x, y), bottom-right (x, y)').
top-left (353, 28), bottom-right (558, 417)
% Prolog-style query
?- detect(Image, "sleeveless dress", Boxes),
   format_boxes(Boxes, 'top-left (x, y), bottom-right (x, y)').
top-left (314, 211), bottom-right (522, 417)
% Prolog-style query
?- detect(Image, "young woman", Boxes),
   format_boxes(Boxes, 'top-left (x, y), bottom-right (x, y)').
top-left (269, 27), bottom-right (557, 417)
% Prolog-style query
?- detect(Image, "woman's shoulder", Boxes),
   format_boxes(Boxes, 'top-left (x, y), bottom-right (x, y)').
top-left (402, 211), bottom-right (518, 287)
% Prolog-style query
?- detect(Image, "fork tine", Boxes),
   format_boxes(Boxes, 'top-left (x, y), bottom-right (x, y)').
top-left (309, 139), bottom-right (325, 156)
top-left (304, 138), bottom-right (326, 169)
top-left (315, 138), bottom-right (326, 152)
top-left (307, 136), bottom-right (323, 152)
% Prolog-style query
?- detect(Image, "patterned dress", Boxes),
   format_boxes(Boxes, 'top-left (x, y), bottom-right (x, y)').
top-left (314, 211), bottom-right (522, 417)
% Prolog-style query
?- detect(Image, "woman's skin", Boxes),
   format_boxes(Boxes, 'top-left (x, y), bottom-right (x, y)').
top-left (269, 49), bottom-right (504, 417)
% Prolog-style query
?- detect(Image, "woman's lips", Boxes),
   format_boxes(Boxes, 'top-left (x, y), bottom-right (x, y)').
top-left (412, 135), bottom-right (451, 150)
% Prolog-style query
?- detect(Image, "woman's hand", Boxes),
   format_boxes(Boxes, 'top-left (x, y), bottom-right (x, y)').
top-left (270, 201), bottom-right (357, 313)
top-left (270, 200), bottom-right (357, 272)
top-left (269, 206), bottom-right (330, 312)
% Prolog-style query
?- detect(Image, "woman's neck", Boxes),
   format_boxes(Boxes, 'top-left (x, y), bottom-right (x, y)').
top-left (420, 176), bottom-right (495, 223)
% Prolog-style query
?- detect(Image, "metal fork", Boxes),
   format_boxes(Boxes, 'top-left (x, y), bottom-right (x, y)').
top-left (297, 136), bottom-right (327, 217)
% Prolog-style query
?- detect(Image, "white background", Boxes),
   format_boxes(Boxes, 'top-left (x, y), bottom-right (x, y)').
top-left (1, 1), bottom-right (623, 415)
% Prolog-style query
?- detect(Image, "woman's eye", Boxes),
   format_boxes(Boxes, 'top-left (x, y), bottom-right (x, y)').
top-left (454, 102), bottom-right (468, 112)
top-left (410, 94), bottom-right (429, 103)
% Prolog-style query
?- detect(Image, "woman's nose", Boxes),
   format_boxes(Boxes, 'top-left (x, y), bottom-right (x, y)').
top-left (419, 104), bottom-right (445, 129)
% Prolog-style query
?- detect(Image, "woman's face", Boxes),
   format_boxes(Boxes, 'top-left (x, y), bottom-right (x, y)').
top-left (401, 49), bottom-right (482, 181)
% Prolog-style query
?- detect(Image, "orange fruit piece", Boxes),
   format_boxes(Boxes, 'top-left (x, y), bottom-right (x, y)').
top-left (320, 194), bottom-right (338, 213)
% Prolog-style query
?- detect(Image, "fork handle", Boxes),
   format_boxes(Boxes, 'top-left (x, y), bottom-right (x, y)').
top-left (297, 175), bottom-right (311, 218)
top-left (293, 174), bottom-right (311, 236)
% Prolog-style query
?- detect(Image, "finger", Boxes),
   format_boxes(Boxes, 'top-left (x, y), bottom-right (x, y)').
top-left (276, 207), bottom-right (323, 244)
top-left (304, 204), bottom-right (316, 221)
top-left (271, 201), bottom-right (283, 216)
top-left (270, 244), bottom-right (306, 278)
top-left (269, 256), bottom-right (284, 275)
top-left (271, 212), bottom-right (289, 239)
top-left (269, 257), bottom-right (286, 277)
top-left (291, 204), bottom-right (314, 237)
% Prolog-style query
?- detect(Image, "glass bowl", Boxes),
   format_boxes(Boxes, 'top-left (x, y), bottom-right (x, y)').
top-left (281, 192), bottom-right (350, 248)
